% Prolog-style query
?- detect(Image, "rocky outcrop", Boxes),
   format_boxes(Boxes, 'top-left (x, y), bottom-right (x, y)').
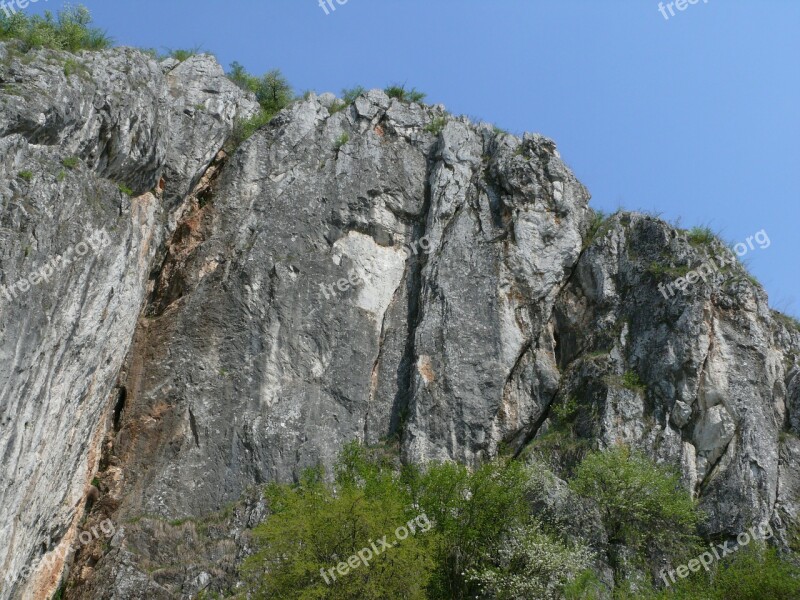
top-left (0, 44), bottom-right (255, 600)
top-left (0, 45), bottom-right (797, 599)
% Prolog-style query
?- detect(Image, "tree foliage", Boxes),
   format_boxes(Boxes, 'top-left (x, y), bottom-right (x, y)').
top-left (225, 62), bottom-right (294, 149)
top-left (243, 443), bottom-right (590, 599)
top-left (569, 445), bottom-right (701, 575)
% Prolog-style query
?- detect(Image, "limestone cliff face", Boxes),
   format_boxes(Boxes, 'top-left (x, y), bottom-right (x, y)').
top-left (0, 47), bottom-right (797, 599)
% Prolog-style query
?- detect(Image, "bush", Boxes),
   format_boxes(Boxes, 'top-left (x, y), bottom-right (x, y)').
top-left (424, 117), bottom-right (448, 135)
top-left (569, 446), bottom-right (701, 578)
top-left (466, 521), bottom-right (593, 600)
top-left (385, 84), bottom-right (426, 104)
top-left (688, 226), bottom-right (715, 247)
top-left (628, 545), bottom-right (800, 599)
top-left (227, 62), bottom-right (293, 114)
top-left (241, 445), bottom-right (437, 599)
top-left (342, 85), bottom-right (366, 105)
top-left (226, 110), bottom-right (274, 151)
top-left (0, 5), bottom-right (112, 53)
top-left (225, 63), bottom-right (294, 149)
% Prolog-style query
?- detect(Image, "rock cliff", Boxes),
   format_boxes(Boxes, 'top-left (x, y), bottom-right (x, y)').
top-left (0, 45), bottom-right (797, 599)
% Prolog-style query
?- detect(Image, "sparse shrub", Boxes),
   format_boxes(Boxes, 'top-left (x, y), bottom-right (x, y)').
top-left (424, 117), bottom-right (448, 135)
top-left (342, 85), bottom-right (366, 104)
top-left (0, 5), bottom-right (112, 53)
top-left (224, 63), bottom-right (294, 149)
top-left (586, 209), bottom-right (610, 245)
top-left (334, 132), bottom-right (349, 151)
top-left (385, 84), bottom-right (426, 104)
top-left (688, 226), bottom-right (715, 247)
top-left (227, 62), bottom-right (293, 114)
top-left (226, 110), bottom-right (273, 151)
top-left (328, 99), bottom-right (347, 114)
top-left (621, 370), bottom-right (646, 391)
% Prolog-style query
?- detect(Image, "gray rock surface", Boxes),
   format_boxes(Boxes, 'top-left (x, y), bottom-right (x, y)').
top-left (0, 44), bottom-right (254, 600)
top-left (0, 44), bottom-right (797, 599)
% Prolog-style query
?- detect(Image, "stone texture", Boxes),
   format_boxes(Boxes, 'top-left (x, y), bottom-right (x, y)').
top-left (0, 44), bottom-right (255, 600)
top-left (0, 43), bottom-right (797, 599)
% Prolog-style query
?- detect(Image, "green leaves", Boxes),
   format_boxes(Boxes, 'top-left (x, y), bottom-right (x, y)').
top-left (569, 445), bottom-right (701, 573)
top-left (0, 5), bottom-right (112, 53)
top-left (227, 62), bottom-right (293, 115)
top-left (242, 445), bottom-right (436, 599)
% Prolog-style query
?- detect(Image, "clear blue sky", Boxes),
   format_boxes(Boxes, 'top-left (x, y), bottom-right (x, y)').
top-left (27, 1), bottom-right (800, 316)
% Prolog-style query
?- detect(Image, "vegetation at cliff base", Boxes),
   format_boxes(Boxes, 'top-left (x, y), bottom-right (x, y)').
top-left (0, 5), bottom-right (112, 52)
top-left (242, 442), bottom-right (593, 599)
top-left (241, 441), bottom-right (800, 599)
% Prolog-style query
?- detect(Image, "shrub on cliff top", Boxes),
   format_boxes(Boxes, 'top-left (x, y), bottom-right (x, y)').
top-left (0, 5), bottom-right (112, 52)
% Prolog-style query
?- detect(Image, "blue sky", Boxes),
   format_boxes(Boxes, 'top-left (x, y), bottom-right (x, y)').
top-left (25, 1), bottom-right (800, 316)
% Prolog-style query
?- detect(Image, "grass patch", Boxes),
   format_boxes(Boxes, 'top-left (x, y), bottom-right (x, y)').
top-left (118, 183), bottom-right (133, 196)
top-left (328, 99), bottom-right (347, 114)
top-left (341, 85), bottom-right (366, 104)
top-left (333, 132), bottom-right (349, 151)
top-left (226, 110), bottom-right (274, 151)
top-left (621, 370), bottom-right (646, 392)
top-left (648, 261), bottom-right (691, 278)
top-left (62, 156), bottom-right (79, 169)
top-left (63, 57), bottom-right (89, 79)
top-left (18, 170), bottom-right (33, 181)
top-left (424, 116), bottom-right (448, 135)
top-left (166, 46), bottom-right (203, 62)
top-left (585, 210), bottom-right (612, 246)
top-left (384, 84), bottom-right (426, 104)
top-left (688, 226), bottom-right (716, 247)
top-left (774, 312), bottom-right (800, 332)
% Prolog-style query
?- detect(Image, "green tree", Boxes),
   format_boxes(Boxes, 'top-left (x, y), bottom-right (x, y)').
top-left (409, 458), bottom-right (538, 599)
top-left (241, 445), bottom-right (437, 599)
top-left (569, 446), bottom-right (701, 578)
